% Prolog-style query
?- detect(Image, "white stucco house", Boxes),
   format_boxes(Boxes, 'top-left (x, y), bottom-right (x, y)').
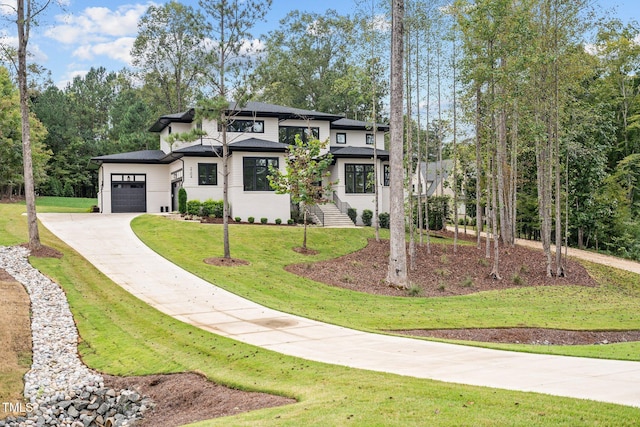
top-left (91, 101), bottom-right (390, 225)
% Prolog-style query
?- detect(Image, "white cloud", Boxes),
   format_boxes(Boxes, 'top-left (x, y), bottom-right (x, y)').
top-left (72, 37), bottom-right (135, 63)
top-left (45, 4), bottom-right (150, 44)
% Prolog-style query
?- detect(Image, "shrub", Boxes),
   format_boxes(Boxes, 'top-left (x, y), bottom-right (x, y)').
top-left (248, 216), bottom-right (255, 224)
top-left (260, 217), bottom-right (268, 224)
top-left (407, 285), bottom-right (422, 297)
top-left (347, 208), bottom-right (357, 224)
top-left (287, 219), bottom-right (295, 225)
top-left (461, 276), bottom-right (474, 288)
top-left (234, 216), bottom-right (241, 222)
top-left (211, 200), bottom-right (224, 218)
top-left (512, 273), bottom-right (526, 286)
top-left (362, 209), bottom-right (373, 226)
top-left (275, 218), bottom-right (282, 225)
top-left (186, 199), bottom-right (201, 216)
top-left (178, 188), bottom-right (187, 214)
top-left (379, 212), bottom-right (390, 228)
top-left (201, 199), bottom-right (215, 217)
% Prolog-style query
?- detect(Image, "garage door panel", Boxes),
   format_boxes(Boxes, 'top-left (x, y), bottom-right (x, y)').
top-left (112, 183), bottom-right (146, 213)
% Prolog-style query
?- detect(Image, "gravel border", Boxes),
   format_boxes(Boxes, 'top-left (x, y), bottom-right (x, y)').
top-left (0, 246), bottom-right (150, 427)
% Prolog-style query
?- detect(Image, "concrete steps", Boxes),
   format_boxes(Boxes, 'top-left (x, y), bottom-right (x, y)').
top-left (313, 203), bottom-right (357, 228)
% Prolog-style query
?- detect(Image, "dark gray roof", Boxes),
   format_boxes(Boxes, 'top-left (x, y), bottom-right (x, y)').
top-left (331, 118), bottom-right (389, 132)
top-left (149, 102), bottom-right (346, 133)
top-left (236, 101), bottom-right (343, 121)
top-left (330, 146), bottom-right (389, 160)
top-left (148, 109), bottom-right (195, 132)
top-left (229, 138), bottom-right (290, 152)
top-left (91, 150), bottom-right (169, 164)
top-left (172, 138), bottom-right (290, 154)
top-left (172, 144), bottom-right (222, 156)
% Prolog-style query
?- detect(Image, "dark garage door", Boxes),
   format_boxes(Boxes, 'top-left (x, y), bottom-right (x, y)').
top-left (112, 182), bottom-right (146, 213)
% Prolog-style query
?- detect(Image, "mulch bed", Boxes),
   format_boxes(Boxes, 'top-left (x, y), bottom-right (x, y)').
top-left (103, 373), bottom-right (295, 427)
top-left (285, 234), bottom-right (598, 298)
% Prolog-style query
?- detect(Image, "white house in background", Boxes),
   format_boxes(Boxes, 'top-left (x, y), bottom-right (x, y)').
top-left (412, 159), bottom-right (466, 216)
top-left (91, 101), bottom-right (390, 225)
top-left (413, 159), bottom-right (454, 197)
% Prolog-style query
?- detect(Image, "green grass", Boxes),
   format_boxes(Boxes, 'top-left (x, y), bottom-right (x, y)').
top-left (1, 200), bottom-right (640, 425)
top-left (131, 215), bottom-right (640, 361)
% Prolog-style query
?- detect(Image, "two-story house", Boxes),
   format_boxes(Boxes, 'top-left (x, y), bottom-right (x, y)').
top-left (91, 101), bottom-right (390, 225)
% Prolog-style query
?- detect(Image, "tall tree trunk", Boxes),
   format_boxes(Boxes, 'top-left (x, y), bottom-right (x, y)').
top-left (405, 30), bottom-right (416, 271)
top-left (415, 27), bottom-right (423, 246)
top-left (475, 86), bottom-right (483, 249)
top-left (489, 155), bottom-right (501, 280)
top-left (17, 0), bottom-right (41, 251)
top-left (452, 32), bottom-right (459, 253)
top-left (387, 0), bottom-right (408, 289)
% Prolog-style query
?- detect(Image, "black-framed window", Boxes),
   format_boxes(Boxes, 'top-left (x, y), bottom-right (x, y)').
top-left (336, 133), bottom-right (346, 144)
top-left (279, 126), bottom-right (319, 145)
top-left (198, 163), bottom-right (217, 185)
top-left (383, 164), bottom-right (390, 186)
top-left (345, 164), bottom-right (375, 193)
top-left (220, 119), bottom-right (264, 133)
top-left (243, 157), bottom-right (278, 191)
top-left (366, 133), bottom-right (374, 145)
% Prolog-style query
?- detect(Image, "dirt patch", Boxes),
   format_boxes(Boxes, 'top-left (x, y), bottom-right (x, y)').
top-left (0, 270), bottom-right (32, 419)
top-left (293, 247), bottom-right (319, 255)
top-left (286, 234), bottom-right (598, 298)
top-left (204, 257), bottom-right (250, 266)
top-left (103, 372), bottom-right (295, 427)
top-left (19, 243), bottom-right (63, 259)
top-left (392, 328), bottom-right (640, 345)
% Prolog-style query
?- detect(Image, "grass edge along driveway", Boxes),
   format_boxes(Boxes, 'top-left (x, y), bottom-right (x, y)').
top-left (0, 202), bottom-right (638, 425)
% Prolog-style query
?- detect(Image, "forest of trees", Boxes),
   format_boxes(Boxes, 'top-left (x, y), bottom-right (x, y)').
top-left (0, 0), bottom-right (638, 262)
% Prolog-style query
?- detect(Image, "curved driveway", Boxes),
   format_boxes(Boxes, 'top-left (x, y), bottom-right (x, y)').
top-left (39, 213), bottom-right (640, 408)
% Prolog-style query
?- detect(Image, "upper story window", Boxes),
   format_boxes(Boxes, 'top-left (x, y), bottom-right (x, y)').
top-left (366, 134), bottom-right (374, 145)
top-left (279, 126), bottom-right (319, 145)
top-left (243, 157), bottom-right (279, 191)
top-left (220, 119), bottom-right (264, 133)
top-left (198, 163), bottom-right (217, 185)
top-left (336, 133), bottom-right (346, 144)
top-left (345, 164), bottom-right (375, 194)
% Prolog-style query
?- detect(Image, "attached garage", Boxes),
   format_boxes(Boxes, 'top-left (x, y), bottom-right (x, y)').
top-left (111, 174), bottom-right (146, 213)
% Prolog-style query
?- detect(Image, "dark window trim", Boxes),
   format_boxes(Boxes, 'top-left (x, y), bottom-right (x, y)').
top-left (383, 164), bottom-right (390, 186)
top-left (219, 119), bottom-right (265, 133)
top-left (279, 126), bottom-right (320, 145)
top-left (336, 132), bottom-right (346, 144)
top-left (345, 163), bottom-right (375, 194)
top-left (198, 163), bottom-right (218, 186)
top-left (243, 157), bottom-right (279, 191)
top-left (366, 133), bottom-right (374, 145)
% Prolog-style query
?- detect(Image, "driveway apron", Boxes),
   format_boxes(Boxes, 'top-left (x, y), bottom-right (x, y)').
top-left (39, 213), bottom-right (640, 408)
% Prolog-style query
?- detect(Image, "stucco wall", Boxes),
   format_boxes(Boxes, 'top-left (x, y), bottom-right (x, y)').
top-left (97, 163), bottom-right (171, 213)
top-left (330, 158), bottom-right (389, 226)
top-left (228, 152), bottom-right (291, 222)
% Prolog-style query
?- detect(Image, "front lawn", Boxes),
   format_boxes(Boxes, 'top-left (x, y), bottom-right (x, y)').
top-left (132, 214), bottom-right (640, 361)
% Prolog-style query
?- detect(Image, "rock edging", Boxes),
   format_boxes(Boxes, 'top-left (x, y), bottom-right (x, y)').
top-left (0, 246), bottom-right (152, 427)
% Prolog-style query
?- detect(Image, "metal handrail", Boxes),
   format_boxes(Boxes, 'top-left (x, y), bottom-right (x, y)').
top-left (304, 203), bottom-right (324, 226)
top-left (332, 192), bottom-right (351, 214)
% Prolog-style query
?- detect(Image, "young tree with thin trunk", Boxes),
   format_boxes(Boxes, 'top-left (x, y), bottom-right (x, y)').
top-left (269, 135), bottom-right (334, 250)
top-left (198, 0), bottom-right (272, 259)
top-left (387, 0), bottom-right (408, 289)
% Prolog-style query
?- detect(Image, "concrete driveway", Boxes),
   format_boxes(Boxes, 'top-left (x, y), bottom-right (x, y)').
top-left (39, 213), bottom-right (640, 408)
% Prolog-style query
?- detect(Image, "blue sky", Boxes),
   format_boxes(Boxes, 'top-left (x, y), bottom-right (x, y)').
top-left (1, 0), bottom-right (637, 88)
